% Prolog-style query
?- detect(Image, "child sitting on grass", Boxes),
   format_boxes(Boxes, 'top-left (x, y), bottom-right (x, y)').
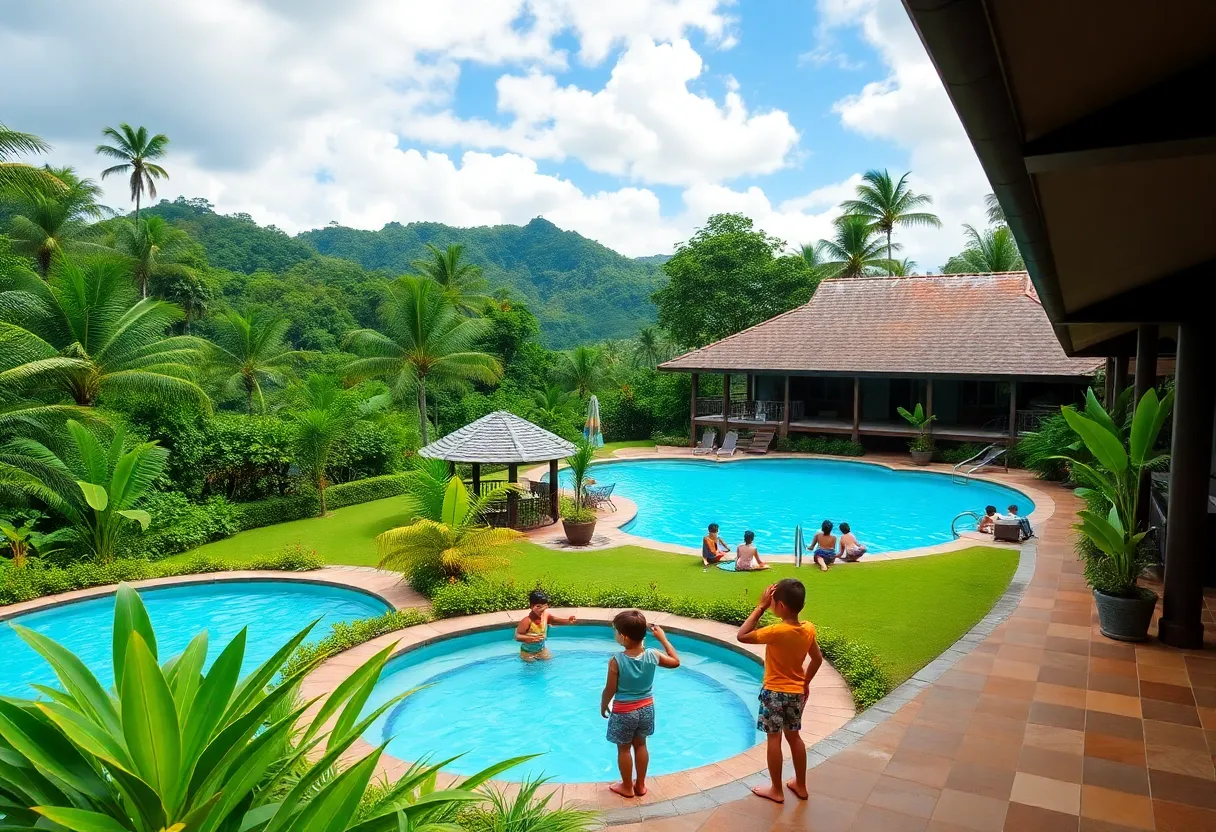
top-left (737, 579), bottom-right (824, 804)
top-left (514, 589), bottom-right (576, 662)
top-left (600, 610), bottom-right (681, 798)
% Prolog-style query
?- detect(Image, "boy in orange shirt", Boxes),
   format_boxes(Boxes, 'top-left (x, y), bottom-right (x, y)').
top-left (737, 578), bottom-right (824, 803)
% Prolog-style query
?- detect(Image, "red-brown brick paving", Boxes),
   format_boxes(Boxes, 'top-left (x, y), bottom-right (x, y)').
top-left (619, 474), bottom-right (1216, 831)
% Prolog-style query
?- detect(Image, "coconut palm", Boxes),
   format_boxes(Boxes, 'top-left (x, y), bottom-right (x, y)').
top-left (557, 345), bottom-right (611, 397)
top-left (288, 375), bottom-right (357, 515)
top-left (799, 241), bottom-right (829, 278)
top-left (152, 267), bottom-right (212, 333)
top-left (345, 275), bottom-right (502, 445)
top-left (942, 224), bottom-right (1025, 274)
top-left (411, 242), bottom-right (491, 314)
top-left (985, 192), bottom-right (1006, 225)
top-left (531, 383), bottom-right (578, 433)
top-left (0, 421), bottom-right (166, 562)
top-left (7, 167), bottom-right (109, 277)
top-left (0, 123), bottom-right (62, 193)
top-left (111, 214), bottom-right (195, 298)
top-left (888, 257), bottom-right (917, 277)
top-left (839, 169), bottom-right (941, 273)
top-left (817, 214), bottom-right (893, 278)
top-left (207, 310), bottom-right (309, 414)
top-left (378, 475), bottom-right (521, 582)
top-left (0, 255), bottom-right (208, 408)
top-left (96, 123), bottom-right (169, 221)
top-left (631, 326), bottom-right (671, 368)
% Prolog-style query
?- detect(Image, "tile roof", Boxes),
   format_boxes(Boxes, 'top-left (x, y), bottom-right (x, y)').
top-left (419, 410), bottom-right (578, 463)
top-left (659, 272), bottom-right (1100, 378)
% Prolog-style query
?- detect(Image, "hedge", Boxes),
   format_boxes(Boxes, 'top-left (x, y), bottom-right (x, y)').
top-left (326, 473), bottom-right (409, 510)
top-left (231, 494), bottom-right (320, 531)
top-left (772, 436), bottom-right (865, 457)
top-left (280, 607), bottom-right (431, 679)
top-left (0, 548), bottom-right (323, 606)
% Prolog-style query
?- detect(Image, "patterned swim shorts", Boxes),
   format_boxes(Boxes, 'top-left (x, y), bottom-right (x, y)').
top-left (757, 689), bottom-right (805, 733)
top-left (607, 704), bottom-right (656, 744)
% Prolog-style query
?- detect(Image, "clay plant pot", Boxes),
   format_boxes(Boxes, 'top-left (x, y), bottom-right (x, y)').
top-left (1093, 587), bottom-right (1158, 642)
top-left (909, 449), bottom-right (933, 466)
top-left (562, 518), bottom-right (597, 546)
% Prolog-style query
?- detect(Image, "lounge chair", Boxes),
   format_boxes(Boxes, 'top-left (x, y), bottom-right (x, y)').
top-left (585, 483), bottom-right (616, 511)
top-left (716, 430), bottom-right (739, 457)
top-left (692, 429), bottom-right (717, 455)
top-left (745, 429), bottom-right (775, 455)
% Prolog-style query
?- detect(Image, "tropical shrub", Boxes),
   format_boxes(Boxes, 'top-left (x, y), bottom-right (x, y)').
top-left (460, 777), bottom-right (599, 832)
top-left (199, 413), bottom-right (295, 501)
top-left (561, 440), bottom-right (596, 520)
top-left (772, 435), bottom-right (866, 457)
top-left (1016, 411), bottom-right (1080, 481)
top-left (130, 492), bottom-right (239, 559)
top-left (0, 584), bottom-right (524, 831)
top-left (280, 607), bottom-right (432, 679)
top-left (897, 403), bottom-right (935, 453)
top-left (232, 493), bottom-right (320, 530)
top-left (327, 473), bottom-right (410, 510)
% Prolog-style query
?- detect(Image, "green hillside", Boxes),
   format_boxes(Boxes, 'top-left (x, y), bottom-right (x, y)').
top-left (145, 199), bottom-right (663, 347)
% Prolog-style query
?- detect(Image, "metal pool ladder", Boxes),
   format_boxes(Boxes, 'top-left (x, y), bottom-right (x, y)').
top-left (952, 443), bottom-right (1008, 483)
top-left (951, 511), bottom-right (981, 539)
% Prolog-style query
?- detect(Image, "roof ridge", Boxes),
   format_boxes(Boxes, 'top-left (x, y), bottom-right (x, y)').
top-left (821, 271), bottom-right (1029, 283)
top-left (497, 410), bottom-right (528, 460)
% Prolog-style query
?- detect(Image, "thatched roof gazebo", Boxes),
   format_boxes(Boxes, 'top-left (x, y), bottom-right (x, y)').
top-left (419, 411), bottom-right (577, 529)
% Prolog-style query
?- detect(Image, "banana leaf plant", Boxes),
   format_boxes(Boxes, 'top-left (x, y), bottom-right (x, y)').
top-left (1052, 387), bottom-right (1173, 597)
top-left (896, 403), bottom-right (935, 453)
top-left (0, 583), bottom-right (531, 831)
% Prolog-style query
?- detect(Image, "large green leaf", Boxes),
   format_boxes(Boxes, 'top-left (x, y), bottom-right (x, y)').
top-left (75, 481), bottom-right (109, 512)
top-left (180, 629), bottom-right (245, 776)
top-left (166, 632), bottom-right (209, 721)
top-left (31, 806), bottom-right (132, 832)
top-left (223, 622), bottom-right (317, 723)
top-left (1128, 388), bottom-right (1160, 468)
top-left (115, 509), bottom-right (151, 530)
top-left (440, 477), bottom-right (469, 528)
top-left (113, 584), bottom-right (158, 690)
top-left (120, 633), bottom-right (183, 813)
top-left (329, 644), bottom-right (397, 752)
top-left (282, 747), bottom-right (384, 832)
top-left (11, 625), bottom-right (121, 737)
top-left (1061, 407), bottom-right (1127, 474)
top-left (0, 701), bottom-right (110, 803)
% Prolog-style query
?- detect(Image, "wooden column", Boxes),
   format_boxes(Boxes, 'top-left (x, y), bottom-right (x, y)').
top-left (1134, 325), bottom-right (1160, 529)
top-left (722, 374), bottom-right (731, 435)
top-left (548, 459), bottom-right (559, 522)
top-left (1113, 354), bottom-right (1130, 401)
top-left (1158, 323), bottom-right (1215, 649)
top-left (925, 379), bottom-right (934, 437)
top-left (781, 375), bottom-right (791, 438)
top-left (1104, 357), bottom-right (1116, 404)
top-left (852, 377), bottom-right (861, 444)
top-left (746, 373), bottom-right (755, 400)
top-left (471, 462), bottom-right (481, 495)
top-left (1008, 379), bottom-right (1018, 441)
top-left (448, 460), bottom-right (456, 477)
top-left (507, 463), bottom-right (519, 529)
top-left (689, 373), bottom-right (699, 447)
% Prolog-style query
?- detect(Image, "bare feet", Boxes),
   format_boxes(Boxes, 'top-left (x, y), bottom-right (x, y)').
top-left (786, 780), bottom-right (808, 800)
top-left (818, 563), bottom-right (828, 572)
top-left (751, 785), bottom-right (785, 804)
top-left (634, 781), bottom-right (648, 797)
top-left (609, 783), bottom-right (636, 799)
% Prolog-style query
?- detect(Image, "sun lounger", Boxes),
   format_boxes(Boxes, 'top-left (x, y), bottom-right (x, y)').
top-left (745, 429), bottom-right (775, 455)
top-left (692, 429), bottom-right (717, 455)
top-left (716, 430), bottom-right (739, 457)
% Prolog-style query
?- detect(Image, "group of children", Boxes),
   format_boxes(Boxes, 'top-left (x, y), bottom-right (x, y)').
top-left (702, 521), bottom-right (867, 572)
top-left (517, 582), bottom-right (822, 804)
top-left (977, 503), bottom-right (1035, 541)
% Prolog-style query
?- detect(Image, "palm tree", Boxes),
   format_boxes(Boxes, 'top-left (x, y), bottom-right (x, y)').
top-left (96, 123), bottom-right (169, 221)
top-left (289, 376), bottom-right (356, 515)
top-left (839, 169), bottom-right (942, 273)
top-left (558, 345), bottom-right (611, 397)
top-left (888, 257), bottom-right (917, 276)
top-left (345, 275), bottom-right (501, 445)
top-left (207, 310), bottom-right (309, 414)
top-left (0, 421), bottom-right (166, 562)
top-left (411, 243), bottom-right (491, 314)
top-left (152, 268), bottom-right (212, 333)
top-left (985, 192), bottom-right (1006, 225)
top-left (7, 167), bottom-right (109, 277)
top-left (379, 475), bottom-right (520, 582)
top-left (799, 241), bottom-right (829, 278)
top-left (631, 326), bottom-right (671, 368)
top-left (817, 214), bottom-right (893, 278)
top-left (0, 123), bottom-right (62, 193)
top-left (0, 255), bottom-right (208, 408)
top-left (942, 224), bottom-right (1025, 274)
top-left (531, 383), bottom-right (577, 432)
top-left (111, 214), bottom-right (195, 298)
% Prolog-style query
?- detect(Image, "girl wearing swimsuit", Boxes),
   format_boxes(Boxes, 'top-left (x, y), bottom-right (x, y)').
top-left (515, 589), bottom-right (577, 661)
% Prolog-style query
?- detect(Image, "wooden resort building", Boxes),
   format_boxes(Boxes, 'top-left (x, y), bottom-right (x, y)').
top-left (660, 272), bottom-right (1098, 447)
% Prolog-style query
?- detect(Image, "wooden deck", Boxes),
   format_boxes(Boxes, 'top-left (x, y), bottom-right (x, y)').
top-left (694, 413), bottom-right (1016, 443)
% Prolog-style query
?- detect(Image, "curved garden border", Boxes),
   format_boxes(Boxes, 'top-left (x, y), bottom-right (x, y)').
top-left (299, 609), bottom-right (856, 813)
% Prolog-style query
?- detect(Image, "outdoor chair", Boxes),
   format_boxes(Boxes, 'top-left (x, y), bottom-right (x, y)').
top-left (993, 519), bottom-right (1022, 543)
top-left (716, 430), bottom-right (739, 457)
top-left (746, 429), bottom-right (775, 455)
top-left (692, 429), bottom-right (717, 455)
top-left (585, 483), bottom-right (616, 512)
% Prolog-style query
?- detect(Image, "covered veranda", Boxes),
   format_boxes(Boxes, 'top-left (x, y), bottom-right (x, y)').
top-left (418, 410), bottom-right (575, 530)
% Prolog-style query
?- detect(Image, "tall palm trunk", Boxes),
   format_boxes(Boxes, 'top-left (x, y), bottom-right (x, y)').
top-left (243, 373), bottom-right (255, 415)
top-left (417, 380), bottom-right (429, 445)
top-left (887, 228), bottom-right (893, 276)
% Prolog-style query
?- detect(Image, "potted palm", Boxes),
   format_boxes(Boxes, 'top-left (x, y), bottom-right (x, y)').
top-left (897, 403), bottom-right (936, 465)
top-left (561, 440), bottom-right (598, 545)
top-left (1055, 388), bottom-right (1173, 641)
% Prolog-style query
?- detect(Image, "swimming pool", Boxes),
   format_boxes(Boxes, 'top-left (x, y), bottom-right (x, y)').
top-left (0, 580), bottom-right (391, 698)
top-left (361, 626), bottom-right (763, 783)
top-left (559, 458), bottom-right (1032, 553)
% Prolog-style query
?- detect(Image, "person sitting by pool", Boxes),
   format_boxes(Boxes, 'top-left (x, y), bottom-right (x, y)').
top-left (702, 523), bottom-right (732, 567)
top-left (516, 589), bottom-right (577, 661)
top-left (977, 505), bottom-right (998, 534)
top-left (811, 521), bottom-right (837, 571)
top-left (1005, 504), bottom-right (1034, 541)
top-left (838, 522), bottom-right (867, 562)
top-left (735, 530), bottom-right (770, 571)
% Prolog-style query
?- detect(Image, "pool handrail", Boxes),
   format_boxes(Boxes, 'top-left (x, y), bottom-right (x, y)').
top-left (951, 510), bottom-right (981, 538)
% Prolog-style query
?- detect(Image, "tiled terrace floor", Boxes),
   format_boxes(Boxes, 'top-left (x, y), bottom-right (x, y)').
top-left (620, 479), bottom-right (1216, 831)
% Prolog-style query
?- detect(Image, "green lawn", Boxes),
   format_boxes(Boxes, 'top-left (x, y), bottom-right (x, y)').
top-left (164, 494), bottom-right (1016, 685)
top-left (595, 440), bottom-right (655, 458)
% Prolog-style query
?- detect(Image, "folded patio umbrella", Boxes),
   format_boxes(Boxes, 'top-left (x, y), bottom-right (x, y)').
top-left (794, 524), bottom-right (804, 568)
top-left (583, 394), bottom-right (603, 448)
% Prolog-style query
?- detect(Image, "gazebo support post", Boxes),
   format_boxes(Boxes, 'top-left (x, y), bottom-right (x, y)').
top-left (471, 462), bottom-right (480, 495)
top-left (448, 461), bottom-right (456, 478)
top-left (507, 463), bottom-right (519, 529)
top-left (549, 459), bottom-right (559, 522)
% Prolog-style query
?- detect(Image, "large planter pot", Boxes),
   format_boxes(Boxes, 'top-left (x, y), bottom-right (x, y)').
top-left (562, 518), bottom-right (597, 546)
top-left (909, 449), bottom-right (933, 466)
top-left (1094, 588), bottom-right (1158, 642)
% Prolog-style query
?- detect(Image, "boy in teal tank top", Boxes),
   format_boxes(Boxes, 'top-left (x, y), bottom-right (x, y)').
top-left (600, 610), bottom-right (681, 799)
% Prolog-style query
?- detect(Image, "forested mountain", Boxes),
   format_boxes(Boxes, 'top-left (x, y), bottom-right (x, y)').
top-left (145, 198), bottom-right (663, 347)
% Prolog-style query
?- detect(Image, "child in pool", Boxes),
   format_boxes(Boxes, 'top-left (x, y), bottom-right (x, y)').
top-left (838, 522), bottom-right (867, 562)
top-left (600, 610), bottom-right (681, 799)
top-left (515, 589), bottom-right (576, 661)
top-left (810, 520), bottom-right (837, 571)
top-left (977, 505), bottom-right (998, 534)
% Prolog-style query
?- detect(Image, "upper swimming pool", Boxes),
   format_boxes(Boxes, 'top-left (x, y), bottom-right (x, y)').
top-left (559, 458), bottom-right (1032, 554)
top-left (0, 580), bottom-right (391, 698)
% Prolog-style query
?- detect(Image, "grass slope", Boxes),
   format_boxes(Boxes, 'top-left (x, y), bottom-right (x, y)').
top-left (165, 495), bottom-right (1016, 685)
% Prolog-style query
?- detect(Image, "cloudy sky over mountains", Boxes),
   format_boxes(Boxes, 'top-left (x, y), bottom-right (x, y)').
top-left (0, 0), bottom-right (993, 269)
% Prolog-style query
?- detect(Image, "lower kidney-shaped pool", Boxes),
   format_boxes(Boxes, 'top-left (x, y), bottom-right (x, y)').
top-left (361, 625), bottom-right (764, 783)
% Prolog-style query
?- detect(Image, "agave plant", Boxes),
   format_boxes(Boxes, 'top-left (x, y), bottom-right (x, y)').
top-left (0, 584), bottom-right (530, 831)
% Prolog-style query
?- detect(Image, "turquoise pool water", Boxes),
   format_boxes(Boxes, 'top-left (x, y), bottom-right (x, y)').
top-left (362, 626), bottom-right (763, 783)
top-left (0, 581), bottom-right (390, 698)
top-left (559, 458), bottom-right (1032, 554)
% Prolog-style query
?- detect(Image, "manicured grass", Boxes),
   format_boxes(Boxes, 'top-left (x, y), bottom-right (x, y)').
top-left (487, 543), bottom-right (1016, 684)
top-left (596, 440), bottom-right (655, 458)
